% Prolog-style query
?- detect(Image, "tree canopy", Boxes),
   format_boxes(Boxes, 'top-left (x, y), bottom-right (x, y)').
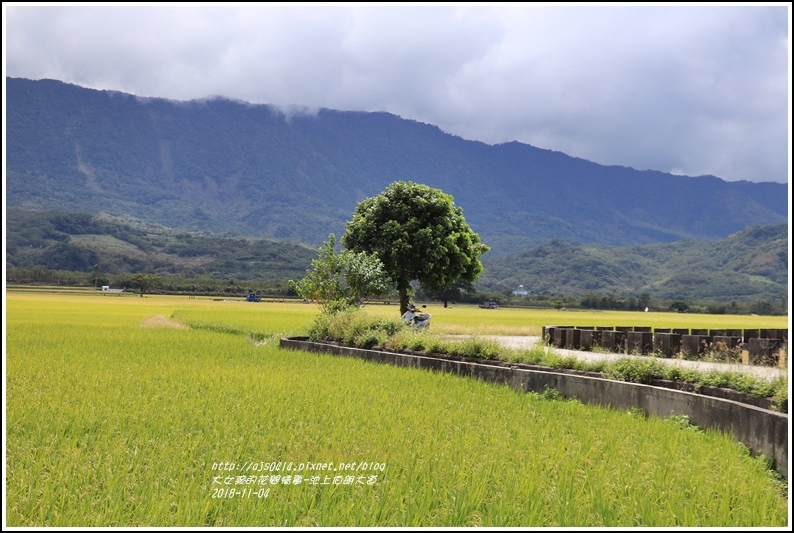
top-left (130, 273), bottom-right (162, 298)
top-left (342, 181), bottom-right (489, 314)
top-left (289, 234), bottom-right (391, 314)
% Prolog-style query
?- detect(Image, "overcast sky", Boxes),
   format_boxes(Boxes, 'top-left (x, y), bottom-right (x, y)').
top-left (3, 3), bottom-right (791, 183)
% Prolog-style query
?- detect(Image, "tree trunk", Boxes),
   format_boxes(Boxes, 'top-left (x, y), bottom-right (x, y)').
top-left (399, 287), bottom-right (410, 316)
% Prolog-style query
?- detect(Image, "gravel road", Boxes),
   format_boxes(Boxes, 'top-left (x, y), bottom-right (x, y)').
top-left (463, 335), bottom-right (789, 382)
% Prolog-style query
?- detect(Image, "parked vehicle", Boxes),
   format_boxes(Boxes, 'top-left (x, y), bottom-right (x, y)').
top-left (246, 291), bottom-right (261, 302)
top-left (479, 301), bottom-right (498, 309)
top-left (402, 304), bottom-right (431, 328)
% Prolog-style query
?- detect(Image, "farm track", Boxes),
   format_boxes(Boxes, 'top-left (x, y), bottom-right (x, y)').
top-left (456, 335), bottom-right (788, 382)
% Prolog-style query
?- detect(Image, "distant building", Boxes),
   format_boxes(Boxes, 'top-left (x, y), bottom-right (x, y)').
top-left (513, 285), bottom-right (529, 296)
top-left (101, 286), bottom-right (125, 293)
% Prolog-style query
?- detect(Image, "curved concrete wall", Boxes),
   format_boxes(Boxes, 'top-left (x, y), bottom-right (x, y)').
top-left (280, 337), bottom-right (788, 478)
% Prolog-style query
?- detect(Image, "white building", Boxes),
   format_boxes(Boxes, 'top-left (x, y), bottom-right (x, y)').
top-left (512, 285), bottom-right (529, 296)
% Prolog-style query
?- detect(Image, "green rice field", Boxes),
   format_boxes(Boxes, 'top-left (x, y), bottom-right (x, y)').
top-left (4, 292), bottom-right (789, 526)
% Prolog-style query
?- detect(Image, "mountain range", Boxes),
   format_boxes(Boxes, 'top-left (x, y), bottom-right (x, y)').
top-left (6, 209), bottom-right (787, 307)
top-left (5, 77), bottom-right (788, 256)
top-left (477, 223), bottom-right (788, 304)
top-left (4, 77), bottom-right (789, 306)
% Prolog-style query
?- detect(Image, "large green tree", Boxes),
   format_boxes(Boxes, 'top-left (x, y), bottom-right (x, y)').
top-left (342, 181), bottom-right (489, 315)
top-left (130, 273), bottom-right (162, 298)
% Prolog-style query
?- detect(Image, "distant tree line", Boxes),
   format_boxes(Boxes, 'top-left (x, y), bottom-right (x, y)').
top-left (6, 265), bottom-right (786, 315)
top-left (415, 283), bottom-right (788, 316)
top-left (6, 267), bottom-right (298, 298)
top-left (8, 209), bottom-right (787, 309)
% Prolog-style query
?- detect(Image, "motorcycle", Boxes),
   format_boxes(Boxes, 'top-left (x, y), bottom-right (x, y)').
top-left (402, 304), bottom-right (431, 328)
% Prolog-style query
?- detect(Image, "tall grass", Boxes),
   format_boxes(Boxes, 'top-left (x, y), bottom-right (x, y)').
top-left (5, 293), bottom-right (788, 526)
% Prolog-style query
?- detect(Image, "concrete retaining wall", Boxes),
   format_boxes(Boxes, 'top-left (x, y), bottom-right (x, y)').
top-left (280, 337), bottom-right (788, 478)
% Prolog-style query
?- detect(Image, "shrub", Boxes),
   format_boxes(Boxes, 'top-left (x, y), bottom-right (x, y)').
top-left (604, 358), bottom-right (665, 384)
top-left (375, 317), bottom-right (404, 337)
top-left (542, 386), bottom-right (563, 401)
top-left (510, 347), bottom-right (545, 365)
top-left (447, 337), bottom-right (504, 360)
top-left (354, 331), bottom-right (383, 350)
top-left (424, 336), bottom-right (450, 355)
top-left (308, 308), bottom-right (406, 346)
top-left (771, 381), bottom-right (788, 413)
top-left (665, 366), bottom-right (682, 381)
top-left (307, 314), bottom-right (333, 341)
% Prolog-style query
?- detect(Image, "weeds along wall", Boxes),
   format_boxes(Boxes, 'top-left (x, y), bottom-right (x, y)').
top-left (281, 337), bottom-right (788, 478)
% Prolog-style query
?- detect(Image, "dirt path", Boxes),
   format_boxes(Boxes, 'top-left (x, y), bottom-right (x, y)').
top-left (462, 335), bottom-right (788, 382)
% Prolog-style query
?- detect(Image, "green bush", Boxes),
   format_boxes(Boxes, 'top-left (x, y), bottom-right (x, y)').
top-left (541, 386), bottom-right (563, 401)
top-left (423, 336), bottom-right (450, 355)
top-left (307, 314), bottom-right (333, 341)
top-left (447, 337), bottom-right (504, 360)
top-left (309, 308), bottom-right (405, 346)
top-left (604, 358), bottom-right (665, 384)
top-left (665, 366), bottom-right (682, 381)
top-left (354, 331), bottom-right (383, 350)
top-left (510, 347), bottom-right (545, 365)
top-left (771, 382), bottom-right (788, 413)
top-left (375, 318), bottom-right (404, 337)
